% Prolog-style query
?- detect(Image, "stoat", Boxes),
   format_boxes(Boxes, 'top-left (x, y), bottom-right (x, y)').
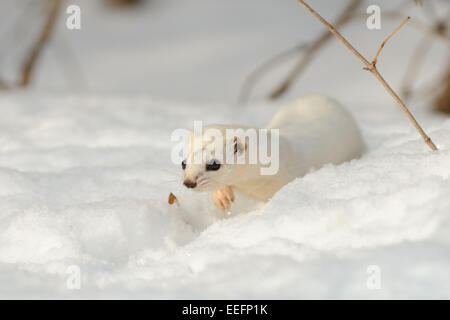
top-left (181, 94), bottom-right (364, 210)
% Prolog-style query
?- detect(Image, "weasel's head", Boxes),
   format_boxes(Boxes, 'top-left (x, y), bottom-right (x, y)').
top-left (181, 126), bottom-right (248, 192)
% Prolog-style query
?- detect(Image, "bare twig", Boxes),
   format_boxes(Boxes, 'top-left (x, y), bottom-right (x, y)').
top-left (53, 34), bottom-right (87, 89)
top-left (296, 0), bottom-right (438, 151)
top-left (267, 30), bottom-right (333, 100)
top-left (400, 35), bottom-right (432, 100)
top-left (107, 0), bottom-right (143, 7)
top-left (398, 2), bottom-right (450, 104)
top-left (370, 16), bottom-right (410, 67)
top-left (409, 76), bottom-right (447, 103)
top-left (241, 2), bottom-right (449, 104)
top-left (434, 69), bottom-right (450, 114)
top-left (19, 0), bottom-right (61, 87)
top-left (0, 78), bottom-right (8, 90)
top-left (422, 0), bottom-right (437, 21)
top-left (268, 0), bottom-right (362, 100)
top-left (348, 12), bottom-right (450, 44)
top-left (238, 43), bottom-right (309, 103)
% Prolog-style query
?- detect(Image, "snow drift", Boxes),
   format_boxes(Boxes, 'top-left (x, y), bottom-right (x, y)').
top-left (0, 0), bottom-right (449, 298)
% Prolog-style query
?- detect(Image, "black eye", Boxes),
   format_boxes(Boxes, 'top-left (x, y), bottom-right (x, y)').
top-left (206, 159), bottom-right (221, 171)
top-left (181, 160), bottom-right (186, 170)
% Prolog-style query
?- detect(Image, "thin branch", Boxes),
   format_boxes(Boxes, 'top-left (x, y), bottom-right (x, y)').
top-left (267, 29), bottom-right (333, 100)
top-left (238, 43), bottom-right (309, 104)
top-left (410, 73), bottom-right (447, 104)
top-left (268, 0), bottom-right (362, 100)
top-left (241, 3), bottom-right (449, 104)
top-left (19, 0), bottom-right (61, 87)
top-left (0, 0), bottom-right (36, 62)
top-left (0, 78), bottom-right (8, 90)
top-left (434, 68), bottom-right (450, 114)
top-left (348, 12), bottom-right (450, 44)
top-left (400, 35), bottom-right (432, 100)
top-left (53, 33), bottom-right (87, 89)
top-left (371, 16), bottom-right (410, 67)
top-left (296, 0), bottom-right (438, 151)
top-left (422, 0), bottom-right (437, 21)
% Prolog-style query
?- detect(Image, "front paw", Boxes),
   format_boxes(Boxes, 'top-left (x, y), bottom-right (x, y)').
top-left (212, 186), bottom-right (234, 210)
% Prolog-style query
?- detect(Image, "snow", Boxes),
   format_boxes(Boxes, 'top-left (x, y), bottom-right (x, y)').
top-left (0, 0), bottom-right (449, 298)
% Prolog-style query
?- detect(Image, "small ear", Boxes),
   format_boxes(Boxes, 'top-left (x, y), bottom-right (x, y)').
top-left (233, 137), bottom-right (247, 154)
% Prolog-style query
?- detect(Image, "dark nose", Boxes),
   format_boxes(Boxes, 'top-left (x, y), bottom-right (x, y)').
top-left (183, 180), bottom-right (197, 189)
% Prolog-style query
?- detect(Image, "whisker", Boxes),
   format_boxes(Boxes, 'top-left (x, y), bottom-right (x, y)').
top-left (202, 175), bottom-right (228, 186)
top-left (148, 160), bottom-right (183, 178)
top-left (160, 179), bottom-right (181, 185)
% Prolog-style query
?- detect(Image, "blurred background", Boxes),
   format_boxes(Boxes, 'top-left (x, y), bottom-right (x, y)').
top-left (0, 0), bottom-right (449, 299)
top-left (0, 0), bottom-right (448, 110)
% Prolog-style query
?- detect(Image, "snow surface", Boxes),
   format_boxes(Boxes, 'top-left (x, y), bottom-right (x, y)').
top-left (0, 0), bottom-right (449, 298)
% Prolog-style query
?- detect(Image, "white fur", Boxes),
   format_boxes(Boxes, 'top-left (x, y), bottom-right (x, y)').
top-left (183, 94), bottom-right (364, 205)
top-left (267, 94), bottom-right (364, 181)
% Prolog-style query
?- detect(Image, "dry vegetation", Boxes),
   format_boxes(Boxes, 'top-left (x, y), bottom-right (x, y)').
top-left (239, 0), bottom-right (450, 116)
